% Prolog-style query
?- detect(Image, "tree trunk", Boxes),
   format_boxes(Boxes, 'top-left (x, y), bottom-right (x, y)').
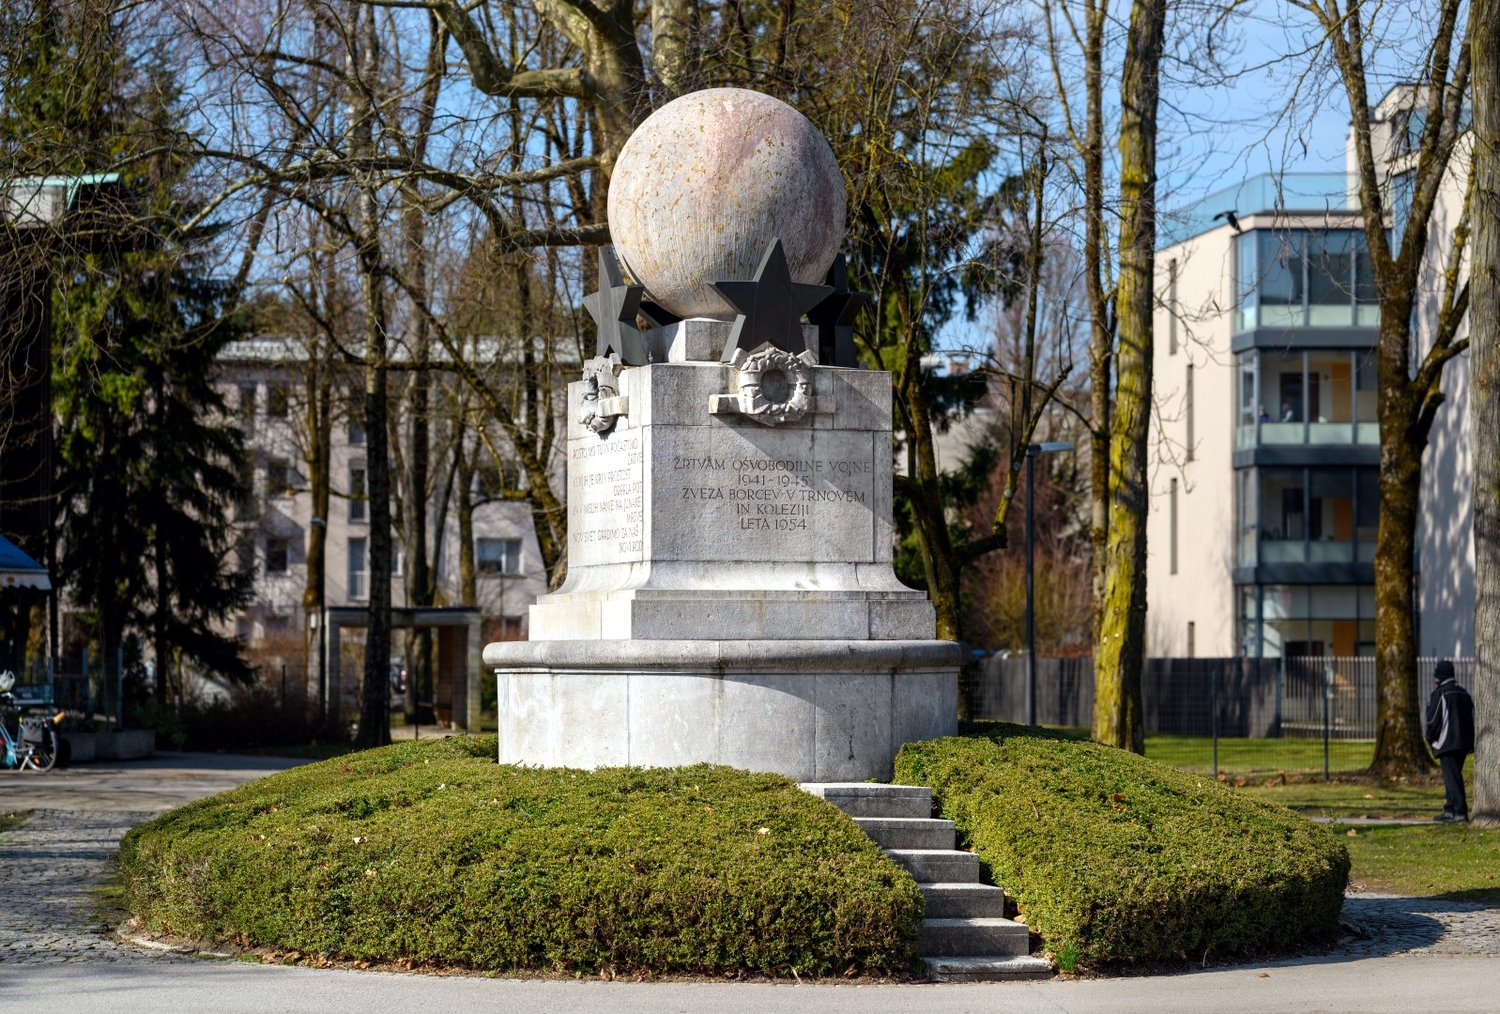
top-left (356, 242), bottom-right (393, 750)
top-left (457, 437), bottom-right (478, 607)
top-left (302, 355), bottom-right (331, 719)
top-left (1370, 398), bottom-right (1431, 775)
top-left (351, 6), bottom-right (391, 750)
top-left (1469, 0), bottom-right (1500, 826)
top-left (1082, 0), bottom-right (1111, 646)
top-left (651, 0), bottom-right (692, 100)
top-left (1092, 0), bottom-right (1162, 754)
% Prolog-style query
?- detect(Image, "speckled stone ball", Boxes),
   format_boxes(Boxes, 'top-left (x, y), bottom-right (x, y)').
top-left (608, 88), bottom-right (846, 319)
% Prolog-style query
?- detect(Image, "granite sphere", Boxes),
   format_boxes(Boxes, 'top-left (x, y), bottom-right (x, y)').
top-left (608, 88), bottom-right (846, 319)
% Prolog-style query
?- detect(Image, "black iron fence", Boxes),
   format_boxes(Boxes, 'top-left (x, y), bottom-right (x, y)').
top-left (975, 654), bottom-right (1474, 777)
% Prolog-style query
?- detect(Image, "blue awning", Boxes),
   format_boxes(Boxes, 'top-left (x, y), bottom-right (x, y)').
top-left (0, 534), bottom-right (50, 590)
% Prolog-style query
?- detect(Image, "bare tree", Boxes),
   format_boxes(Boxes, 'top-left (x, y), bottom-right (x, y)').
top-left (1292, 0), bottom-right (1473, 776)
top-left (1468, 0), bottom-right (1499, 827)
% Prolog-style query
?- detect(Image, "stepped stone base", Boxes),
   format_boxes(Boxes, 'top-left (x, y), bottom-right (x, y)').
top-left (486, 639), bottom-right (959, 781)
top-left (801, 780), bottom-right (1055, 982)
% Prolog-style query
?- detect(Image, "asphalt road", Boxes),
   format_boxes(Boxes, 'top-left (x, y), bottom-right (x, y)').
top-left (2, 751), bottom-right (1497, 1014)
top-left (9, 952), bottom-right (1500, 1014)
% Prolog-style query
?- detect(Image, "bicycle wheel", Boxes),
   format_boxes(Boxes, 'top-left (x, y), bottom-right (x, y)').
top-left (22, 728), bottom-right (56, 772)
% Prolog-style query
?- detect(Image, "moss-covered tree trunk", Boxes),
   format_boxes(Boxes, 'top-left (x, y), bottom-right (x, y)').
top-left (1312, 0), bottom-right (1471, 778)
top-left (1470, 0), bottom-right (1500, 827)
top-left (1092, 0), bottom-right (1163, 755)
top-left (1371, 365), bottom-right (1429, 774)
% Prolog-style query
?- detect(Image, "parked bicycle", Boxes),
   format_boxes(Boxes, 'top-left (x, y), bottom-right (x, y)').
top-left (0, 670), bottom-right (59, 772)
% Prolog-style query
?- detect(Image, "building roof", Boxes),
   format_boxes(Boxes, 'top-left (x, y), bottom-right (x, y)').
top-left (1160, 172), bottom-right (1359, 249)
top-left (0, 534), bottom-right (50, 590)
top-left (0, 173), bottom-right (122, 228)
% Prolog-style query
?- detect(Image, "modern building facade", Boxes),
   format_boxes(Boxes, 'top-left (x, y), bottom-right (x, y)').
top-left (1148, 89), bottom-right (1472, 658)
top-left (214, 337), bottom-right (554, 672)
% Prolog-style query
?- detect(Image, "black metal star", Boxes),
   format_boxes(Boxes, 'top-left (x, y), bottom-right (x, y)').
top-left (583, 245), bottom-right (648, 365)
top-left (638, 300), bottom-right (681, 330)
top-left (712, 238), bottom-right (832, 363)
top-left (806, 254), bottom-right (867, 368)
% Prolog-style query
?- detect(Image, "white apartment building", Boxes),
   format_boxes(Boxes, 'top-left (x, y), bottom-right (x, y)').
top-left (1148, 87), bottom-right (1473, 659)
top-left (216, 337), bottom-right (553, 666)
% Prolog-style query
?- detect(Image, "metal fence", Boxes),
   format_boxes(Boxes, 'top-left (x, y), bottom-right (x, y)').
top-left (974, 654), bottom-right (1474, 777)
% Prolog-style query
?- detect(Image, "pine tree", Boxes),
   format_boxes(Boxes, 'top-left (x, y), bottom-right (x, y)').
top-left (6, 1), bottom-right (253, 700)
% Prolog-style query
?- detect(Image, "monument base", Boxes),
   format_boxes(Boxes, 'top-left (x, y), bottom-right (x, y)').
top-left (484, 639), bottom-right (961, 781)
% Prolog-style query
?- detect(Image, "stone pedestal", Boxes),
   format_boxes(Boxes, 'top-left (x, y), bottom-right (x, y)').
top-left (487, 360), bottom-right (959, 780)
top-left (484, 639), bottom-right (960, 780)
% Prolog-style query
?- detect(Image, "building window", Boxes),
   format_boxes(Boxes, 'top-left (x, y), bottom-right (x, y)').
top-left (267, 457), bottom-right (293, 497)
top-left (1236, 349), bottom-right (1379, 446)
top-left (1167, 258), bottom-right (1178, 355)
top-left (234, 458), bottom-right (259, 521)
top-left (1187, 621), bottom-right (1196, 659)
top-left (1169, 478), bottom-right (1178, 576)
top-left (266, 383), bottom-right (290, 419)
top-left (1235, 229), bottom-right (1378, 331)
top-left (1253, 465), bottom-right (1375, 564)
top-left (348, 420), bottom-right (366, 445)
top-left (265, 538), bottom-right (289, 574)
top-left (237, 385), bottom-right (257, 437)
top-left (1244, 584), bottom-right (1374, 658)
top-left (348, 538), bottom-right (368, 600)
top-left (349, 463), bottom-right (367, 523)
top-left (477, 538), bottom-right (522, 576)
top-left (1184, 363), bottom-right (1194, 462)
top-left (235, 534), bottom-right (256, 574)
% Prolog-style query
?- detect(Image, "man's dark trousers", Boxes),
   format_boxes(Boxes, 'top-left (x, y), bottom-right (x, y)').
top-left (1440, 753), bottom-right (1469, 817)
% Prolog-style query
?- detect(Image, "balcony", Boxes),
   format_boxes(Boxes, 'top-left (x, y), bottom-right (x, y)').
top-left (1235, 349), bottom-right (1378, 455)
top-left (1235, 466), bottom-right (1378, 580)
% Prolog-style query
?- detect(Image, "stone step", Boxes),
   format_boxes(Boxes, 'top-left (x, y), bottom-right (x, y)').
top-left (851, 816), bottom-right (955, 850)
top-left (918, 917), bottom-right (1031, 957)
top-left (885, 848), bottom-right (982, 883)
top-left (800, 782), bottom-right (931, 819)
top-left (922, 955), bottom-right (1057, 982)
top-left (920, 882), bottom-right (1007, 918)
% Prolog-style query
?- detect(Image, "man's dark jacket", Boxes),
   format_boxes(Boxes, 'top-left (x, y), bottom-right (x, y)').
top-left (1426, 680), bottom-right (1475, 756)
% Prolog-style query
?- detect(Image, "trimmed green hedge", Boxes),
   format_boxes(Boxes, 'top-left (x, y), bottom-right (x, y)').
top-left (120, 737), bottom-right (922, 975)
top-left (895, 724), bottom-right (1349, 969)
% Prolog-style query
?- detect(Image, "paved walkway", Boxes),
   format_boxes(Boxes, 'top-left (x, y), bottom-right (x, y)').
top-left (1, 755), bottom-right (1497, 1012)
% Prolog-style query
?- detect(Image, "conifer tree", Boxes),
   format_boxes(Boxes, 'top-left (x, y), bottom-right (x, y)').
top-left (4, 0), bottom-right (253, 700)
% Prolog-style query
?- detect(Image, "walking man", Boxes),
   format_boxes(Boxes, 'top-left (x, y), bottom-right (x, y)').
top-left (1425, 659), bottom-right (1476, 823)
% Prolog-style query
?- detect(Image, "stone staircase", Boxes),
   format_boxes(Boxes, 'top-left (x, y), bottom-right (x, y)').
top-left (802, 783), bottom-right (1054, 982)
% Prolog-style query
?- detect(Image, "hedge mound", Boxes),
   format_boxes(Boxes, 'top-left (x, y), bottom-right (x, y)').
top-left (895, 724), bottom-right (1349, 969)
top-left (120, 737), bottom-right (922, 976)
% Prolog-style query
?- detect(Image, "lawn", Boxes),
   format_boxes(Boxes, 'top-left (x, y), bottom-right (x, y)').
top-left (0, 810), bottom-right (30, 833)
top-left (1136, 734), bottom-right (1495, 903)
top-left (1145, 734), bottom-right (1376, 777)
top-left (1334, 823), bottom-right (1500, 902)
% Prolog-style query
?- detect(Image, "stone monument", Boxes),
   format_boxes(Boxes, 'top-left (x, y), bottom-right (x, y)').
top-left (484, 88), bottom-right (961, 781)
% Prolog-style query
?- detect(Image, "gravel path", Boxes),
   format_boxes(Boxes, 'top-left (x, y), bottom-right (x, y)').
top-left (0, 808), bottom-right (189, 965)
top-left (2, 806), bottom-right (1497, 970)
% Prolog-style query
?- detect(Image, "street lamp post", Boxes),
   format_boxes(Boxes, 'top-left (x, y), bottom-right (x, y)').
top-left (1026, 442), bottom-right (1074, 726)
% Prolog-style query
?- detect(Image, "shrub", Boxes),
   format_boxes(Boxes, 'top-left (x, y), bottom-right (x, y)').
top-left (894, 723), bottom-right (1350, 969)
top-left (120, 737), bottom-right (922, 976)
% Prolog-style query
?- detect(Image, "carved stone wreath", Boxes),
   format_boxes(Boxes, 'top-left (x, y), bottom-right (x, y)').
top-left (579, 354), bottom-right (627, 434)
top-left (735, 347), bottom-right (815, 425)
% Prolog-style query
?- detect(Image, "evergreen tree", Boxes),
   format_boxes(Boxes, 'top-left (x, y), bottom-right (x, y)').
top-left (5, 1), bottom-right (253, 699)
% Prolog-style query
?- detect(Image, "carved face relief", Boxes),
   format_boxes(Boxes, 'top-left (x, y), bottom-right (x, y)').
top-left (580, 354), bottom-right (625, 434)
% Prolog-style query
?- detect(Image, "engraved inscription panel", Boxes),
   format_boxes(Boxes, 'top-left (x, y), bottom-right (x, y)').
top-left (568, 429), bottom-right (645, 567)
top-left (652, 427), bottom-right (880, 563)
